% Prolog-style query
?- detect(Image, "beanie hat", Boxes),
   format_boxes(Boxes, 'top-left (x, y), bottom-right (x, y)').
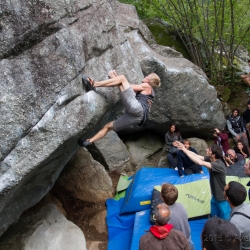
top-left (247, 99), bottom-right (250, 105)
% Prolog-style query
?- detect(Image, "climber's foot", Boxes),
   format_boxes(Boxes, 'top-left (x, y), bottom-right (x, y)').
top-left (78, 139), bottom-right (92, 147)
top-left (82, 76), bottom-right (96, 92)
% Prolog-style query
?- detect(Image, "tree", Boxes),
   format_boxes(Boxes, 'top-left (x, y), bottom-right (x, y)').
top-left (119, 0), bottom-right (250, 85)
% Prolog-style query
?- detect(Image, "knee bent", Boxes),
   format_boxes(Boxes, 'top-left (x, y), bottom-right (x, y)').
top-left (119, 75), bottom-right (127, 82)
top-left (104, 122), bottom-right (114, 130)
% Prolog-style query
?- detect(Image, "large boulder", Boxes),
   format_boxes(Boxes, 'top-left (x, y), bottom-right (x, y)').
top-left (0, 204), bottom-right (87, 250)
top-left (0, 0), bottom-right (133, 235)
top-left (187, 138), bottom-right (208, 156)
top-left (56, 148), bottom-right (113, 203)
top-left (88, 131), bottom-right (131, 172)
top-left (0, 0), bottom-right (225, 235)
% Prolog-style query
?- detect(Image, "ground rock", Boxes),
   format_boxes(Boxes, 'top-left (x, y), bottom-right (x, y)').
top-left (56, 148), bottom-right (113, 203)
top-left (0, 204), bottom-right (87, 250)
top-left (157, 144), bottom-right (170, 168)
top-left (187, 138), bottom-right (208, 156)
top-left (38, 193), bottom-right (66, 216)
top-left (89, 131), bottom-right (131, 172)
top-left (124, 132), bottom-right (164, 169)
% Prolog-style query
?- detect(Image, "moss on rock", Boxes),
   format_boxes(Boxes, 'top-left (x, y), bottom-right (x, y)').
top-left (217, 86), bottom-right (231, 102)
top-left (143, 18), bottom-right (190, 59)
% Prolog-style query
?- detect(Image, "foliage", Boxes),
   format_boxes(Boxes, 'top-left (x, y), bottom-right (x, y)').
top-left (119, 0), bottom-right (250, 86)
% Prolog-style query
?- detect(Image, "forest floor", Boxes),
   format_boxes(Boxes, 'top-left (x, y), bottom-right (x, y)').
top-left (216, 80), bottom-right (250, 112)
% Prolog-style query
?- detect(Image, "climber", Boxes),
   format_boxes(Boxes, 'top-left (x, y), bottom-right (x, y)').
top-left (78, 70), bottom-right (161, 147)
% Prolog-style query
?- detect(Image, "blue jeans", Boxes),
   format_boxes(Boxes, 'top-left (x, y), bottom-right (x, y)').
top-left (211, 196), bottom-right (231, 220)
top-left (188, 238), bottom-right (195, 250)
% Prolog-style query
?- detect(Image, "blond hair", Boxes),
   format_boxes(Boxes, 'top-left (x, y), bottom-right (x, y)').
top-left (149, 73), bottom-right (161, 88)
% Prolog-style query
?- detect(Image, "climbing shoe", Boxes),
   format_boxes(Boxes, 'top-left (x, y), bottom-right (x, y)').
top-left (78, 139), bottom-right (92, 147)
top-left (82, 76), bottom-right (96, 92)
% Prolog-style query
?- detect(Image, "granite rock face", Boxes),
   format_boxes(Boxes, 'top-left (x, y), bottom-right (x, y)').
top-left (0, 204), bottom-right (87, 250)
top-left (56, 148), bottom-right (113, 203)
top-left (88, 131), bottom-right (131, 172)
top-left (0, 0), bottom-right (225, 235)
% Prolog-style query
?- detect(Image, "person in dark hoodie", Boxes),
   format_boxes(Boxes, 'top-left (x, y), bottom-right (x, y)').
top-left (139, 203), bottom-right (191, 250)
top-left (227, 108), bottom-right (248, 147)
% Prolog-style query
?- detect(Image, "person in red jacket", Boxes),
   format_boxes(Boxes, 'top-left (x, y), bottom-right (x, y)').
top-left (139, 203), bottom-right (190, 250)
top-left (213, 128), bottom-right (230, 155)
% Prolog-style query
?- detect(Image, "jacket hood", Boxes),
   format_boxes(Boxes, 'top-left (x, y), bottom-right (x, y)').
top-left (150, 224), bottom-right (173, 239)
top-left (229, 114), bottom-right (240, 120)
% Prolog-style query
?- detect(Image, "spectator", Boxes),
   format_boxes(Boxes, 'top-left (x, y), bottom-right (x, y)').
top-left (234, 140), bottom-right (249, 159)
top-left (227, 108), bottom-right (248, 147)
top-left (176, 143), bottom-right (230, 219)
top-left (165, 124), bottom-right (183, 169)
top-left (242, 99), bottom-right (250, 141)
top-left (161, 183), bottom-right (194, 249)
top-left (201, 216), bottom-right (241, 250)
top-left (224, 181), bottom-right (250, 250)
top-left (242, 99), bottom-right (250, 132)
top-left (177, 139), bottom-right (204, 177)
top-left (244, 161), bottom-right (250, 200)
top-left (213, 127), bottom-right (230, 155)
top-left (240, 59), bottom-right (250, 94)
top-left (139, 203), bottom-right (190, 250)
top-left (224, 149), bottom-right (245, 167)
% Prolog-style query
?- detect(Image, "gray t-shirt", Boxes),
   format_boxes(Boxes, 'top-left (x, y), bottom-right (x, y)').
top-left (204, 156), bottom-right (226, 201)
top-left (230, 203), bottom-right (250, 249)
top-left (168, 202), bottom-right (191, 240)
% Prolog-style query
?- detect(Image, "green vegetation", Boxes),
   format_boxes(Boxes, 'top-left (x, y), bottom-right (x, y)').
top-left (119, 0), bottom-right (250, 87)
